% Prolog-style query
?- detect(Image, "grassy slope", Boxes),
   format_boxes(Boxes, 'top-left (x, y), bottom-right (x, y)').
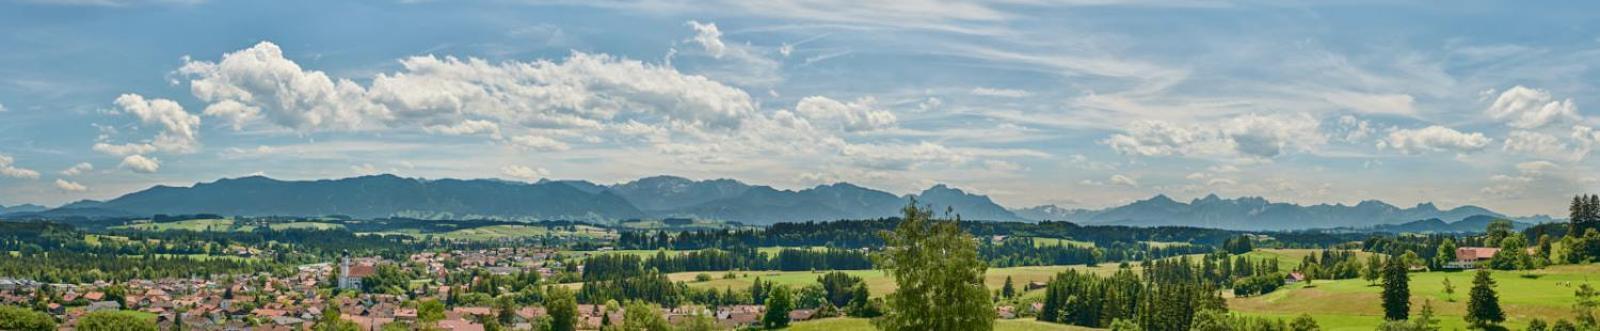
top-left (1230, 264), bottom-right (1600, 331)
top-left (784, 317), bottom-right (1102, 331)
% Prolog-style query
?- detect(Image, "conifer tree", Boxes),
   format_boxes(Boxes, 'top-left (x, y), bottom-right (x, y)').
top-left (1381, 255), bottom-right (1410, 321)
top-left (1465, 270), bottom-right (1504, 328)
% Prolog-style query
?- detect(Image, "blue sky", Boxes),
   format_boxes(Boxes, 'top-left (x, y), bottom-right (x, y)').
top-left (1, 0), bottom-right (1597, 216)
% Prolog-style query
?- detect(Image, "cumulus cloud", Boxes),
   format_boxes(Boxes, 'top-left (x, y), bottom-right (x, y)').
top-left (54, 179), bottom-right (88, 192)
top-left (1502, 130), bottom-right (1580, 161)
top-left (94, 93), bottom-right (202, 157)
top-left (178, 42), bottom-right (759, 148)
top-left (0, 154), bottom-right (41, 179)
top-left (1487, 86), bottom-right (1580, 129)
top-left (120, 154), bottom-right (161, 173)
top-left (59, 162), bottom-right (94, 176)
top-left (1103, 113), bottom-right (1322, 160)
top-left (686, 20), bottom-right (727, 59)
top-left (1378, 126), bottom-right (1491, 154)
top-left (500, 165), bottom-right (550, 181)
top-left (794, 96), bottom-right (896, 132)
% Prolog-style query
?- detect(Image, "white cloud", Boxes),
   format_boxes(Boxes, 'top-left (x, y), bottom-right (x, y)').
top-left (970, 87), bottom-right (1030, 98)
top-left (54, 179), bottom-right (88, 192)
top-left (120, 154), bottom-right (161, 173)
top-left (1335, 115), bottom-right (1374, 142)
top-left (1102, 113), bottom-right (1322, 160)
top-left (424, 120), bottom-right (500, 136)
top-left (0, 102), bottom-right (7, 112)
top-left (1502, 130), bottom-right (1580, 161)
top-left (179, 42), bottom-right (760, 151)
top-left (1109, 174), bottom-right (1138, 187)
top-left (500, 165), bottom-right (550, 181)
top-left (794, 96), bottom-right (897, 132)
top-left (686, 20), bottom-right (727, 59)
top-left (59, 162), bottom-right (94, 176)
top-left (509, 135), bottom-right (571, 151)
top-left (1487, 86), bottom-right (1580, 129)
top-left (0, 154), bottom-right (41, 179)
top-left (113, 93), bottom-right (201, 152)
top-left (1378, 126), bottom-right (1491, 154)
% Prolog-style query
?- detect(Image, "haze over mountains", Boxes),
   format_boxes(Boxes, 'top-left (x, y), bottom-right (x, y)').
top-left (0, 174), bottom-right (1540, 230)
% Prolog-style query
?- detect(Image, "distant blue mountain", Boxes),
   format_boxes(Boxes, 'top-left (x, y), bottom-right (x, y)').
top-left (4, 174), bottom-right (1521, 229)
top-left (0, 203), bottom-right (47, 214)
top-left (3, 174), bottom-right (1024, 224)
top-left (1011, 194), bottom-right (1514, 231)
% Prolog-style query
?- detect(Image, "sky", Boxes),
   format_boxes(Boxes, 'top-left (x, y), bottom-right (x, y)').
top-left (1, 0), bottom-right (1598, 216)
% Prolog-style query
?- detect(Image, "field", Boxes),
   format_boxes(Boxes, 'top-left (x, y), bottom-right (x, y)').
top-left (783, 317), bottom-right (1100, 331)
top-left (1230, 264), bottom-right (1600, 331)
top-left (435, 224), bottom-right (615, 241)
top-left (1242, 248), bottom-right (1377, 270)
top-left (114, 219), bottom-right (244, 232)
top-left (667, 264), bottom-right (1126, 298)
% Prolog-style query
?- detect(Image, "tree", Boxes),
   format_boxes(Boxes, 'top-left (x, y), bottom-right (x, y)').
top-left (1412, 300), bottom-right (1440, 331)
top-left (0, 305), bottom-right (56, 331)
top-left (1364, 255), bottom-right (1383, 285)
top-left (77, 311), bottom-right (157, 331)
top-left (846, 283), bottom-right (881, 317)
top-left (1442, 277), bottom-right (1456, 302)
top-left (1002, 276), bottom-right (1017, 299)
top-left (418, 299), bottom-right (446, 326)
top-left (315, 305), bottom-right (359, 331)
top-left (1486, 220), bottom-right (1514, 247)
top-left (875, 200), bottom-right (995, 331)
top-left (1575, 283), bottom-right (1599, 328)
top-left (621, 301), bottom-right (671, 331)
top-left (1435, 238), bottom-right (1458, 269)
top-left (680, 311), bottom-right (718, 331)
top-left (818, 271), bottom-right (864, 308)
top-left (1290, 314), bottom-right (1321, 331)
top-left (547, 286), bottom-right (579, 331)
top-left (763, 285), bottom-right (794, 329)
top-left (1382, 255), bottom-right (1411, 321)
top-left (1465, 270), bottom-right (1505, 328)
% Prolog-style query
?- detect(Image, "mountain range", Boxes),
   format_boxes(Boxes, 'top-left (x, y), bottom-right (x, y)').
top-left (1014, 194), bottom-right (1522, 231)
top-left (0, 174), bottom-right (1541, 230)
top-left (5, 175), bottom-right (1022, 224)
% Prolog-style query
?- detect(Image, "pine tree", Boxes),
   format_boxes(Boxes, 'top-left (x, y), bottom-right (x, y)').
top-left (1002, 276), bottom-right (1016, 299)
top-left (1465, 270), bottom-right (1504, 328)
top-left (1381, 255), bottom-right (1410, 321)
top-left (1442, 277), bottom-right (1455, 302)
top-left (875, 200), bottom-right (995, 331)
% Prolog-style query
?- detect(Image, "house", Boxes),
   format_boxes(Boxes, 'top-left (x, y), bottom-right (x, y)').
top-left (1451, 247), bottom-right (1500, 269)
top-left (1285, 272), bottom-right (1306, 283)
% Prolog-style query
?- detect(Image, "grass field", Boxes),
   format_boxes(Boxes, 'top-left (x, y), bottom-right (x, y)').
top-left (666, 264), bottom-right (1125, 298)
top-left (783, 317), bottom-right (1101, 330)
top-left (433, 224), bottom-right (614, 241)
top-left (1242, 248), bottom-right (1376, 270)
top-left (1230, 264), bottom-right (1600, 330)
top-left (266, 221), bottom-right (344, 231)
top-left (114, 219), bottom-right (245, 232)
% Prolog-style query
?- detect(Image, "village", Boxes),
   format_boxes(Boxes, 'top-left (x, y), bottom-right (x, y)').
top-left (0, 246), bottom-right (818, 331)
